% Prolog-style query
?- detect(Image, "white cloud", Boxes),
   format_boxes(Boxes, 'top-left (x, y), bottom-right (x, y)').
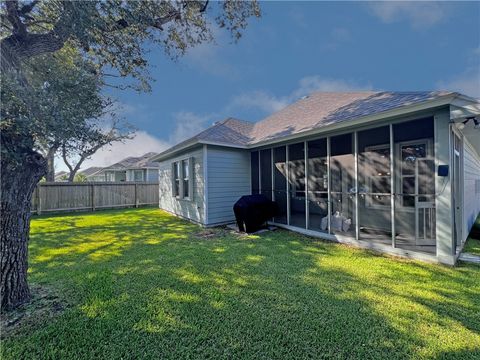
top-left (367, 1), bottom-right (447, 28)
top-left (227, 91), bottom-right (289, 114)
top-left (291, 75), bottom-right (372, 98)
top-left (437, 67), bottom-right (480, 98)
top-left (70, 131), bottom-right (170, 170)
top-left (228, 75), bottom-right (372, 115)
top-left (169, 111), bottom-right (213, 144)
top-left (436, 47), bottom-right (480, 98)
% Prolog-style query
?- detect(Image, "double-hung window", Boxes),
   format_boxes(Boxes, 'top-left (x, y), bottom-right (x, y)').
top-left (182, 159), bottom-right (190, 199)
top-left (172, 158), bottom-right (192, 200)
top-left (133, 170), bottom-right (144, 182)
top-left (173, 162), bottom-right (181, 197)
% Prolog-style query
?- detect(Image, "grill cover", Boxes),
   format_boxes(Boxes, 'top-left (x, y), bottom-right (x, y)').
top-left (233, 194), bottom-right (278, 233)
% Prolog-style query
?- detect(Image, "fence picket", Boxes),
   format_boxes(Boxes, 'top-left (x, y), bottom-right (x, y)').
top-left (32, 182), bottom-right (159, 214)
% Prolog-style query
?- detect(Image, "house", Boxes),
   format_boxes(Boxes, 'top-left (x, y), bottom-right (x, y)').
top-left (153, 91), bottom-right (480, 265)
top-left (54, 170), bottom-right (68, 182)
top-left (86, 152), bottom-right (159, 182)
top-left (79, 167), bottom-right (104, 181)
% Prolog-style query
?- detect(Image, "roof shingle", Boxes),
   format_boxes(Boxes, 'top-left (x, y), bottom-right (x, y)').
top-left (157, 91), bottom-right (468, 158)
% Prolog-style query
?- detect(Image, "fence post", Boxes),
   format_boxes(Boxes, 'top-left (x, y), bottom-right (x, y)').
top-left (37, 185), bottom-right (42, 215)
top-left (91, 183), bottom-right (95, 211)
top-left (134, 183), bottom-right (139, 207)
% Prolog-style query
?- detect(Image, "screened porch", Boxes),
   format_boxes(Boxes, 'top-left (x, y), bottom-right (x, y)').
top-left (251, 117), bottom-right (437, 256)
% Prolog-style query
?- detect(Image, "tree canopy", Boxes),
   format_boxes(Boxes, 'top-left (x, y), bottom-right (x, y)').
top-left (1, 0), bottom-right (260, 89)
top-left (1, 0), bottom-right (260, 310)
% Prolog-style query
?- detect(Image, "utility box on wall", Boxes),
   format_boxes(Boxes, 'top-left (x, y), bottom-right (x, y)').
top-left (438, 165), bottom-right (449, 177)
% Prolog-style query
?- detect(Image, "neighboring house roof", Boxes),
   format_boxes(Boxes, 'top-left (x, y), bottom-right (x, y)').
top-left (102, 152), bottom-right (159, 171)
top-left (79, 167), bottom-right (103, 177)
top-left (153, 91), bottom-right (480, 161)
top-left (54, 171), bottom-right (68, 181)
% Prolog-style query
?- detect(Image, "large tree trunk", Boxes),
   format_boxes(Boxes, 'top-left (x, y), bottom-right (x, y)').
top-left (1, 131), bottom-right (47, 310)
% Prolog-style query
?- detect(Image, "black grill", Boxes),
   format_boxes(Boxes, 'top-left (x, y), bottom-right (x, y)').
top-left (233, 194), bottom-right (278, 233)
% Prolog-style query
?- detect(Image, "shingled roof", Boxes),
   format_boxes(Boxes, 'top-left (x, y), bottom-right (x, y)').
top-left (156, 91), bottom-right (475, 160)
top-left (104, 152), bottom-right (159, 170)
top-left (247, 91), bottom-right (456, 144)
top-left (159, 118), bottom-right (254, 156)
top-left (79, 167), bottom-right (103, 177)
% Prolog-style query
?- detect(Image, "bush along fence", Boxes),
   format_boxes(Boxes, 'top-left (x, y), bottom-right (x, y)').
top-left (31, 182), bottom-right (159, 214)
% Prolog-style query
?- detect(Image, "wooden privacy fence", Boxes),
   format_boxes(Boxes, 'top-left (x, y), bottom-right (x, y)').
top-left (31, 182), bottom-right (159, 214)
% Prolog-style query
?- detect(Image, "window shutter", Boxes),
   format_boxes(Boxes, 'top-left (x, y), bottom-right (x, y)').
top-left (189, 157), bottom-right (194, 200)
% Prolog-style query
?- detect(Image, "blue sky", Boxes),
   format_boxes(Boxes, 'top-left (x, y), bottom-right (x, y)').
top-left (78, 1), bottom-right (480, 169)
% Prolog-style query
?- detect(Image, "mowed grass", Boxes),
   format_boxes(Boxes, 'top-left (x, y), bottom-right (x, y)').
top-left (1, 208), bottom-right (479, 359)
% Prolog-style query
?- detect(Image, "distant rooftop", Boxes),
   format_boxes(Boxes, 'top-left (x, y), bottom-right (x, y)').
top-left (79, 167), bottom-right (103, 177)
top-left (103, 152), bottom-right (159, 170)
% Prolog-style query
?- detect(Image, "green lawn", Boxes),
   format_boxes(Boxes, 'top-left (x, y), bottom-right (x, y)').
top-left (1, 208), bottom-right (479, 359)
top-left (464, 214), bottom-right (480, 256)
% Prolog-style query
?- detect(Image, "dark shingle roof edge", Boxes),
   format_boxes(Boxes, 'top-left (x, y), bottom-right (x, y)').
top-left (152, 118), bottom-right (253, 161)
top-left (153, 91), bottom-right (479, 161)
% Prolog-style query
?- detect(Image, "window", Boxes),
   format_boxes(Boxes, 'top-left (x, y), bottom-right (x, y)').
top-left (133, 170), bottom-right (144, 182)
top-left (182, 159), bottom-right (189, 199)
top-left (173, 162), bottom-right (180, 197)
top-left (172, 158), bottom-right (192, 200)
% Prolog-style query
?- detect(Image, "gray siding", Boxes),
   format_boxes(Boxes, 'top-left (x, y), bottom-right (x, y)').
top-left (463, 140), bottom-right (480, 241)
top-left (158, 147), bottom-right (205, 224)
top-left (206, 146), bottom-right (250, 225)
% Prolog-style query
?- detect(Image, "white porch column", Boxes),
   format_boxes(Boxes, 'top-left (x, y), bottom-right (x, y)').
top-left (435, 109), bottom-right (455, 264)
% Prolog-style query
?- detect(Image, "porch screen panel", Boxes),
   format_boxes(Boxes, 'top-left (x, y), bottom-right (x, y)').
top-left (307, 138), bottom-right (328, 233)
top-left (251, 151), bottom-right (259, 194)
top-left (393, 118), bottom-right (436, 254)
top-left (358, 126), bottom-right (392, 243)
top-left (330, 134), bottom-right (355, 237)
top-left (273, 146), bottom-right (287, 224)
top-left (260, 149), bottom-right (272, 200)
top-left (288, 142), bottom-right (306, 228)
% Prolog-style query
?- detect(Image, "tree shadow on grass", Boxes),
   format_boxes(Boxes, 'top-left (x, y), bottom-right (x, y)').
top-left (3, 209), bottom-right (479, 359)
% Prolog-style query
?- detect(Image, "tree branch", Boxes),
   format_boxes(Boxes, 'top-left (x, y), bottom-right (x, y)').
top-left (5, 0), bottom-right (27, 38)
top-left (61, 145), bottom-right (74, 173)
top-left (19, 1), bottom-right (39, 16)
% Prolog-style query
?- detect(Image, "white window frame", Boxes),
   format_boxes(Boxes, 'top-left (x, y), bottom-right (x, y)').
top-left (106, 171), bottom-right (115, 182)
top-left (172, 158), bottom-right (193, 201)
top-left (396, 138), bottom-right (433, 211)
top-left (364, 144), bottom-right (391, 210)
top-left (172, 161), bottom-right (181, 198)
top-left (133, 169), bottom-right (144, 182)
top-left (182, 159), bottom-right (191, 200)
